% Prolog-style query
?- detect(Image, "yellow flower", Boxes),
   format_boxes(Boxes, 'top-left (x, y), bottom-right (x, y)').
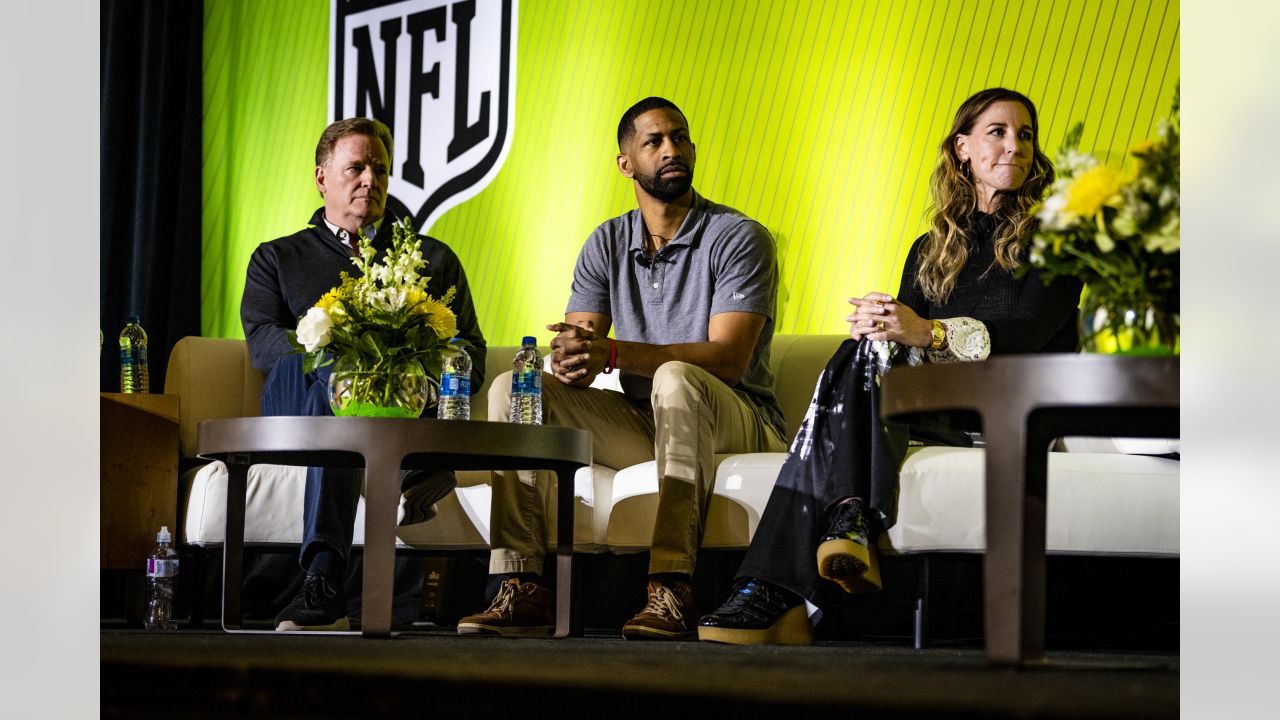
top-left (416, 296), bottom-right (458, 339)
top-left (315, 288), bottom-right (348, 323)
top-left (404, 288), bottom-right (428, 313)
top-left (316, 288), bottom-right (343, 312)
top-left (1129, 139), bottom-right (1155, 156)
top-left (1064, 165), bottom-right (1127, 217)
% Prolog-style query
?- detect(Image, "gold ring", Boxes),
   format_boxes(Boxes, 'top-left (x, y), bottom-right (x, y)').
top-left (876, 321), bottom-right (885, 332)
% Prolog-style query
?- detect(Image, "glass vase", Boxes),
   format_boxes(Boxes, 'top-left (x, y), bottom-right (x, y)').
top-left (1078, 292), bottom-right (1179, 356)
top-left (327, 355), bottom-right (438, 418)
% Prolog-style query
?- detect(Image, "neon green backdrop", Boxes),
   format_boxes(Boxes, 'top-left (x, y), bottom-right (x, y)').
top-left (203, 0), bottom-right (1180, 345)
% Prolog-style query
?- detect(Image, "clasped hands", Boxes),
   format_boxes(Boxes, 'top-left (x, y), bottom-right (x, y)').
top-left (547, 321), bottom-right (607, 386)
top-left (847, 292), bottom-right (933, 348)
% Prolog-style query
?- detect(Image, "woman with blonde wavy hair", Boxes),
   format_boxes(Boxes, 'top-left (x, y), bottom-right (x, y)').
top-left (698, 88), bottom-right (1083, 646)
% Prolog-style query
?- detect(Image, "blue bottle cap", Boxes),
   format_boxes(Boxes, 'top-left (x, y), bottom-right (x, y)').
top-left (522, 336), bottom-right (536, 346)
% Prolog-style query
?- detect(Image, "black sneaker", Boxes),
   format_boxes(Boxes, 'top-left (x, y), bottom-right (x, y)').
top-left (399, 468), bottom-right (458, 526)
top-left (816, 499), bottom-right (881, 593)
top-left (275, 573), bottom-right (350, 631)
top-left (697, 578), bottom-right (811, 645)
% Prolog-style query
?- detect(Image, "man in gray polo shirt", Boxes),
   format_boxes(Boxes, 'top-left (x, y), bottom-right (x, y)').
top-left (458, 97), bottom-right (787, 640)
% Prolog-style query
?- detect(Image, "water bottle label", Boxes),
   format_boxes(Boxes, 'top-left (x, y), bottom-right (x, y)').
top-left (147, 558), bottom-right (178, 578)
top-left (515, 370), bottom-right (541, 395)
top-left (440, 372), bottom-right (460, 398)
top-left (454, 375), bottom-right (470, 397)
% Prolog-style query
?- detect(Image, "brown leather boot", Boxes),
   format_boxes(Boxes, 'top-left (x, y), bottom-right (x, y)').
top-left (456, 578), bottom-right (553, 637)
top-left (622, 578), bottom-right (697, 641)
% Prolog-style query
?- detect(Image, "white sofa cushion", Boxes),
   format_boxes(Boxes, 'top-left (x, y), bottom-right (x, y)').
top-left (888, 447), bottom-right (1179, 556)
top-left (602, 446), bottom-right (1180, 557)
top-left (183, 461), bottom-right (609, 551)
top-left (605, 454), bottom-right (785, 551)
top-left (1059, 436), bottom-right (1180, 455)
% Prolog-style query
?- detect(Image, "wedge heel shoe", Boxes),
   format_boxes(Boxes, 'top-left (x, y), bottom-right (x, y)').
top-left (697, 605), bottom-right (813, 646)
top-left (816, 536), bottom-right (882, 593)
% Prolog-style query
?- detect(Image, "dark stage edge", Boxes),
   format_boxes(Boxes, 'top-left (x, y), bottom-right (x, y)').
top-left (101, 629), bottom-right (1178, 719)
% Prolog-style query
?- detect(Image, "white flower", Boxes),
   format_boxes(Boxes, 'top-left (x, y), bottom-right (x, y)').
top-left (1060, 149), bottom-right (1098, 176)
top-left (1095, 232), bottom-right (1115, 253)
top-left (1036, 193), bottom-right (1074, 230)
top-left (296, 307), bottom-right (334, 351)
top-left (368, 287), bottom-right (407, 312)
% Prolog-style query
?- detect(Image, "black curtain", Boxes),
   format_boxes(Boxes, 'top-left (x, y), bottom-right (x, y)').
top-left (100, 0), bottom-right (203, 392)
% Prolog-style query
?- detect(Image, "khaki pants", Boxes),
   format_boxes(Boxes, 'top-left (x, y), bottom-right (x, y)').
top-left (487, 361), bottom-right (787, 576)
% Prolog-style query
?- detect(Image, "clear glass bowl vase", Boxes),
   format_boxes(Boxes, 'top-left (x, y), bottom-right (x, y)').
top-left (327, 355), bottom-right (438, 418)
top-left (1078, 293), bottom-right (1179, 356)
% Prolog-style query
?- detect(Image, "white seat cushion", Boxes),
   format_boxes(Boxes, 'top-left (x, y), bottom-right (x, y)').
top-left (606, 454), bottom-right (785, 552)
top-left (183, 461), bottom-right (609, 551)
top-left (603, 447), bottom-right (1180, 557)
top-left (889, 446), bottom-right (1180, 556)
top-left (1059, 436), bottom-right (1180, 455)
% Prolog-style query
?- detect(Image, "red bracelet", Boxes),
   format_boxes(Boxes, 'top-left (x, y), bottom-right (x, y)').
top-left (603, 338), bottom-right (617, 374)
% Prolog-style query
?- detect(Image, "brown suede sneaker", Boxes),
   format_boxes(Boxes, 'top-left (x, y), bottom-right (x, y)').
top-left (456, 578), bottom-right (554, 637)
top-left (621, 578), bottom-right (697, 640)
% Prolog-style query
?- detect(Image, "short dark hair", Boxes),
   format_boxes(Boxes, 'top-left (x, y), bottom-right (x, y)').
top-left (315, 117), bottom-right (394, 167)
top-left (617, 97), bottom-right (686, 149)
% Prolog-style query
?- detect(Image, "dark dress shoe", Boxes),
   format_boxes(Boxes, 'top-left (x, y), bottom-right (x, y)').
top-left (816, 498), bottom-right (882, 593)
top-left (697, 578), bottom-right (811, 645)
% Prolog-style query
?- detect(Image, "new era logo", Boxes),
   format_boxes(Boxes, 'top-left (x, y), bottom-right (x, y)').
top-left (731, 291), bottom-right (745, 300)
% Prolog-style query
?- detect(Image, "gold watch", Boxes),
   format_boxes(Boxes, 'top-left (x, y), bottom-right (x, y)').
top-left (929, 320), bottom-right (947, 351)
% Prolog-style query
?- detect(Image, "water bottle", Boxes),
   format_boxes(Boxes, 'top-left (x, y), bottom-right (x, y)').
top-left (119, 316), bottom-right (150, 393)
top-left (509, 336), bottom-right (542, 425)
top-left (438, 338), bottom-right (473, 420)
top-left (144, 526), bottom-right (179, 631)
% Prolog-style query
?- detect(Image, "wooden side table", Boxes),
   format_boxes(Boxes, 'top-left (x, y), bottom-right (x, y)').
top-left (880, 355), bottom-right (1178, 665)
top-left (198, 416), bottom-right (592, 638)
top-left (100, 393), bottom-right (181, 570)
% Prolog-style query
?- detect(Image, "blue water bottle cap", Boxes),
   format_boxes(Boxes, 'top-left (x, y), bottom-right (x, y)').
top-left (522, 336), bottom-right (536, 346)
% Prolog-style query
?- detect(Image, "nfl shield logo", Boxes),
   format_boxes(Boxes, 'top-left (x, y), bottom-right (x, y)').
top-left (330, 0), bottom-right (516, 231)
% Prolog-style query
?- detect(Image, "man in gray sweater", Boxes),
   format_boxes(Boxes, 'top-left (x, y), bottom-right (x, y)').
top-left (240, 117), bottom-right (486, 631)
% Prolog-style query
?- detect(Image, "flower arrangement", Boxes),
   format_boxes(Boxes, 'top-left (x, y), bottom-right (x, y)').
top-left (1028, 86), bottom-right (1180, 354)
top-left (290, 217), bottom-right (459, 416)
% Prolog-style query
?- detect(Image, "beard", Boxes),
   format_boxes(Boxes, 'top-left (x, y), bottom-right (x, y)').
top-left (635, 162), bottom-right (694, 202)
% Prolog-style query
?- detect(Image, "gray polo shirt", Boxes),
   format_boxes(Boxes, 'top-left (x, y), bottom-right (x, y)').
top-left (566, 192), bottom-right (784, 438)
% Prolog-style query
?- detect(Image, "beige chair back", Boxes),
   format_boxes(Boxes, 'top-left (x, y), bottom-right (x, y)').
top-left (164, 337), bottom-right (265, 458)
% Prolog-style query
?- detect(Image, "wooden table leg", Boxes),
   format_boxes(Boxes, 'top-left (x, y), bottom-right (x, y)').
top-left (981, 415), bottom-right (1048, 665)
top-left (221, 461), bottom-right (249, 631)
top-left (553, 463), bottom-right (580, 638)
top-left (361, 458), bottom-right (402, 637)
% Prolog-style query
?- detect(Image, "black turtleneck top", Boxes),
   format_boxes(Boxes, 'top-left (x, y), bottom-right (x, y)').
top-left (896, 212), bottom-right (1082, 354)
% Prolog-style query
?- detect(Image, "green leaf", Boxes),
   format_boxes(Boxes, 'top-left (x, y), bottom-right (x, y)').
top-left (1059, 122), bottom-right (1084, 154)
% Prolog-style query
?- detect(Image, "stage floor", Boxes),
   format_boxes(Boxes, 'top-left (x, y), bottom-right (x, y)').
top-left (102, 628), bottom-right (1178, 719)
